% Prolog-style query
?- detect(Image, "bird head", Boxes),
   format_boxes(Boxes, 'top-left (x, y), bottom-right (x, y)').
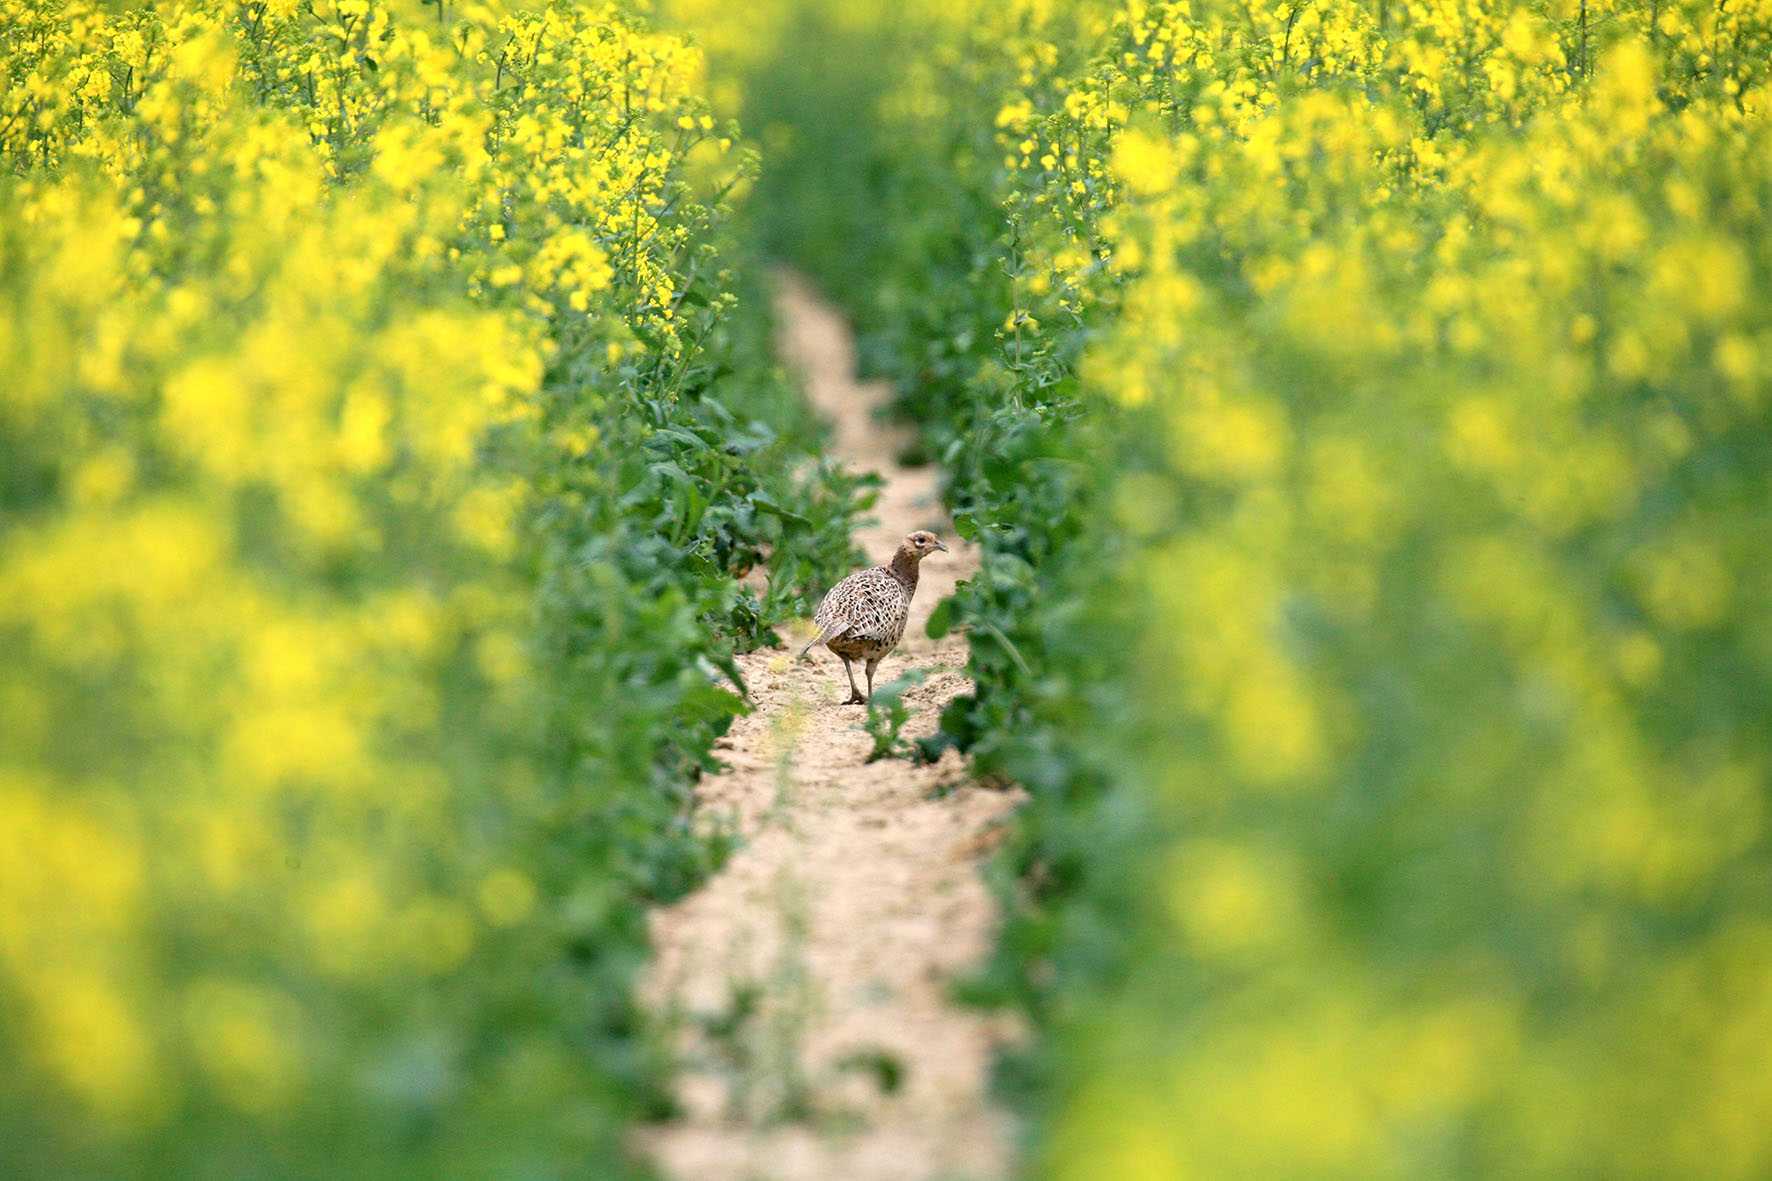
top-left (902, 530), bottom-right (949, 560)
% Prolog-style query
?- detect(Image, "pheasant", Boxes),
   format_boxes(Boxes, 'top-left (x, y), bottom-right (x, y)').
top-left (800, 530), bottom-right (949, 704)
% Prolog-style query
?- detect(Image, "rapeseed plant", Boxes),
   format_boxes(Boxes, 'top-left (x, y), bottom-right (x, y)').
top-left (1, 1), bottom-right (859, 1173)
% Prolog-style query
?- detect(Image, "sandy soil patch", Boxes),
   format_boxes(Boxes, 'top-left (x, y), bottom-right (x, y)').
top-left (634, 274), bottom-right (1022, 1181)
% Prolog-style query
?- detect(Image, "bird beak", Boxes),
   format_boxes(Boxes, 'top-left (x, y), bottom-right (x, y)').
top-left (935, 539), bottom-right (949, 552)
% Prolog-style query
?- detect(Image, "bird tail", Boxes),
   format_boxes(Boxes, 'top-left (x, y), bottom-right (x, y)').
top-left (798, 616), bottom-right (848, 659)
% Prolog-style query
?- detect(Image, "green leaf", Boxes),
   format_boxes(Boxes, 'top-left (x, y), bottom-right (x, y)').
top-left (750, 495), bottom-right (811, 526)
top-left (648, 427), bottom-right (712, 451)
top-left (925, 595), bottom-right (955, 639)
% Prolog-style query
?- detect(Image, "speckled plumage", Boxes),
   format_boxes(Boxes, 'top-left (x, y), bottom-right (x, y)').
top-left (801, 530), bottom-right (948, 703)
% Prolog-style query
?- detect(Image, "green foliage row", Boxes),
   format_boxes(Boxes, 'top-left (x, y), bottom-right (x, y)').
top-left (0, 2), bottom-right (859, 1176)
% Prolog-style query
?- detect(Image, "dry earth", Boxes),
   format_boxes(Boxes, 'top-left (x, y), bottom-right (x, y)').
top-left (634, 274), bottom-right (1023, 1181)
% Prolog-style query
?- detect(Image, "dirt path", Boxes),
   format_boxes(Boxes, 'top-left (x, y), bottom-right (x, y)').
top-left (635, 274), bottom-right (1022, 1181)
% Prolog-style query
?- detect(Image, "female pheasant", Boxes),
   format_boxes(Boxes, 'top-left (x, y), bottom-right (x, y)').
top-left (800, 530), bottom-right (948, 704)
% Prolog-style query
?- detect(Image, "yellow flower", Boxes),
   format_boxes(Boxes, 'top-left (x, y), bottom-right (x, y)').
top-left (33, 972), bottom-right (158, 1117)
top-left (1111, 128), bottom-right (1180, 197)
top-left (184, 981), bottom-right (304, 1113)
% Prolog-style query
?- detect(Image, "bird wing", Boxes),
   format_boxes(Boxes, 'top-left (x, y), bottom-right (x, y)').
top-left (801, 572), bottom-right (860, 656)
top-left (798, 612), bottom-right (852, 658)
top-left (840, 569), bottom-right (909, 643)
top-left (800, 567), bottom-right (913, 657)
top-left (800, 566), bottom-right (892, 657)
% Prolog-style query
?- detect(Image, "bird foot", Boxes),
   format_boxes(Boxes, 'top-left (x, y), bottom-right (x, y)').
top-left (843, 692), bottom-right (867, 706)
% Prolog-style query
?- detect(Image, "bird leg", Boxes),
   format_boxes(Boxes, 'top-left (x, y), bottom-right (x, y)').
top-left (840, 657), bottom-right (866, 705)
top-left (864, 658), bottom-right (880, 703)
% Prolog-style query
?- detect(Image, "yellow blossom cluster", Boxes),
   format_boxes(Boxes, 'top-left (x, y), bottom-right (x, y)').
top-left (1061, 10), bottom-right (1770, 1168)
top-left (0, 0), bottom-right (845, 1172)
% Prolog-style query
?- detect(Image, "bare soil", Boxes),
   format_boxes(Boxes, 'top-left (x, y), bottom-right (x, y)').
top-left (634, 274), bottom-right (1023, 1181)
